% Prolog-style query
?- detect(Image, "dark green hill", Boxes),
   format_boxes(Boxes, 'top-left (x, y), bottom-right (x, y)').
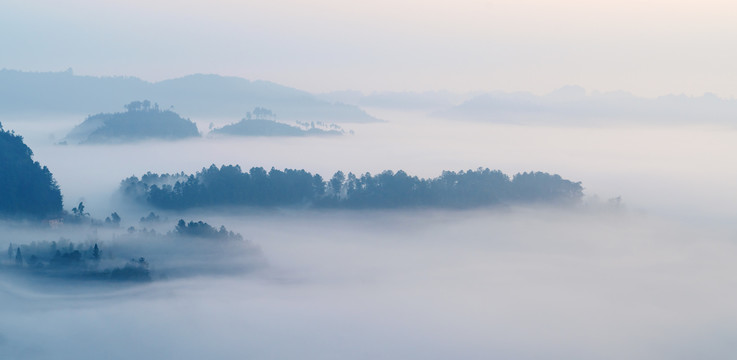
top-left (0, 123), bottom-right (63, 219)
top-left (65, 101), bottom-right (200, 144)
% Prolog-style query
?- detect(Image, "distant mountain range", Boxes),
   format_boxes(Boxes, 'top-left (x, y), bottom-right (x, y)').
top-left (433, 85), bottom-right (737, 125)
top-left (318, 90), bottom-right (481, 111)
top-left (322, 85), bottom-right (737, 125)
top-left (5, 69), bottom-right (734, 126)
top-left (0, 69), bottom-right (379, 123)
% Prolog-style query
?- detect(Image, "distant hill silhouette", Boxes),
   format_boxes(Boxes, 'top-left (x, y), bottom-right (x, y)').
top-left (0, 122), bottom-right (63, 219)
top-left (433, 85), bottom-right (737, 125)
top-left (318, 90), bottom-right (481, 111)
top-left (0, 69), bottom-right (379, 122)
top-left (65, 101), bottom-right (200, 144)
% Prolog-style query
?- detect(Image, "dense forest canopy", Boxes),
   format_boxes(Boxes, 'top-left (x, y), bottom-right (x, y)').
top-left (65, 100), bottom-right (200, 143)
top-left (0, 122), bottom-right (63, 219)
top-left (121, 165), bottom-right (583, 210)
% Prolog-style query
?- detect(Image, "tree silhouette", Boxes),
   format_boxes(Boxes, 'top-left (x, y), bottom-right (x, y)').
top-left (92, 243), bottom-right (100, 261)
top-left (329, 171), bottom-right (345, 197)
top-left (124, 101), bottom-right (143, 112)
top-left (72, 202), bottom-right (89, 218)
top-left (15, 248), bottom-right (23, 266)
top-left (105, 212), bottom-right (121, 226)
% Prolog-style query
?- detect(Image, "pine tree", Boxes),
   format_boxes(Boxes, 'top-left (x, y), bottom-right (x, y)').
top-left (92, 243), bottom-right (100, 261)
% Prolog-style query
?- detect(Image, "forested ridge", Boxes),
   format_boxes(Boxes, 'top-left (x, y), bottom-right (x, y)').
top-left (121, 165), bottom-right (583, 210)
top-left (0, 122), bottom-right (63, 219)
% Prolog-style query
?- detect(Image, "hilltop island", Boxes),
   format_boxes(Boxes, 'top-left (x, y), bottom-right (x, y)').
top-left (65, 100), bottom-right (200, 144)
top-left (210, 107), bottom-right (346, 137)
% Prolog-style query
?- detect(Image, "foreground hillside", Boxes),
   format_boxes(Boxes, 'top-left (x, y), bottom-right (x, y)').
top-left (0, 123), bottom-right (63, 219)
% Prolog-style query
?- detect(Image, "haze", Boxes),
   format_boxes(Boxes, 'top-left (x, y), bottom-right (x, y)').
top-left (3, 108), bottom-right (737, 358)
top-left (3, 1), bottom-right (737, 359)
top-left (3, 0), bottom-right (737, 96)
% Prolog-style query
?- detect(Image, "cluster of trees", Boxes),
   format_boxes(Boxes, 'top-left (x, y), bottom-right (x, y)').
top-left (175, 219), bottom-right (243, 241)
top-left (123, 100), bottom-right (159, 112)
top-left (2, 218), bottom-right (245, 282)
top-left (64, 201), bottom-right (123, 228)
top-left (120, 165), bottom-right (583, 210)
top-left (246, 107), bottom-right (276, 120)
top-left (65, 101), bottom-right (200, 144)
top-left (139, 211), bottom-right (161, 223)
top-left (295, 120), bottom-right (345, 132)
top-left (4, 240), bottom-right (150, 282)
top-left (0, 122), bottom-right (63, 219)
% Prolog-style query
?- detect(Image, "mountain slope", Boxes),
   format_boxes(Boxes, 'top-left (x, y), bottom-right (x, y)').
top-left (0, 122), bottom-right (63, 219)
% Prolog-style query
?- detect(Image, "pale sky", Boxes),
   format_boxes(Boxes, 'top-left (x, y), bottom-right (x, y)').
top-left (2, 0), bottom-right (736, 96)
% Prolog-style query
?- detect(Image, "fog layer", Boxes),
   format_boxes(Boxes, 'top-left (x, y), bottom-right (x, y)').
top-left (3, 110), bottom-right (735, 220)
top-left (1, 108), bottom-right (736, 359)
top-left (2, 208), bottom-right (737, 359)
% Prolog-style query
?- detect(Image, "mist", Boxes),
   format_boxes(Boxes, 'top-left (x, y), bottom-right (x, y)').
top-left (3, 108), bottom-right (736, 220)
top-left (2, 102), bottom-right (737, 359)
top-left (2, 207), bottom-right (737, 359)
top-left (5, 0), bottom-right (737, 355)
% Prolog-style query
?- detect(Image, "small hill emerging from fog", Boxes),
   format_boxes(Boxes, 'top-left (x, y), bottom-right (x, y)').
top-left (0, 69), bottom-right (379, 122)
top-left (65, 101), bottom-right (200, 144)
top-left (0, 123), bottom-right (63, 219)
top-left (210, 107), bottom-right (345, 137)
top-left (211, 119), bottom-right (343, 137)
top-left (121, 165), bottom-right (583, 210)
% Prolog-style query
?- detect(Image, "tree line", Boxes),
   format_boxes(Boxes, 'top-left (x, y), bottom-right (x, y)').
top-left (120, 164), bottom-right (583, 210)
top-left (3, 219), bottom-right (244, 282)
top-left (5, 240), bottom-right (150, 282)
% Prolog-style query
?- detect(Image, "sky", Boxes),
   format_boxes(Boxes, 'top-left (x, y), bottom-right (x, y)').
top-left (2, 0), bottom-right (737, 96)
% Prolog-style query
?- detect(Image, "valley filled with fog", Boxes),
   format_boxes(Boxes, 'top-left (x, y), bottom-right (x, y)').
top-left (2, 107), bottom-right (737, 359)
top-left (6, 109), bottom-right (737, 220)
top-left (5, 0), bottom-right (737, 357)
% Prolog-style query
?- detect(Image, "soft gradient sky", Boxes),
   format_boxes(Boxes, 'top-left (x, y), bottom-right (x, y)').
top-left (2, 0), bottom-right (736, 96)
